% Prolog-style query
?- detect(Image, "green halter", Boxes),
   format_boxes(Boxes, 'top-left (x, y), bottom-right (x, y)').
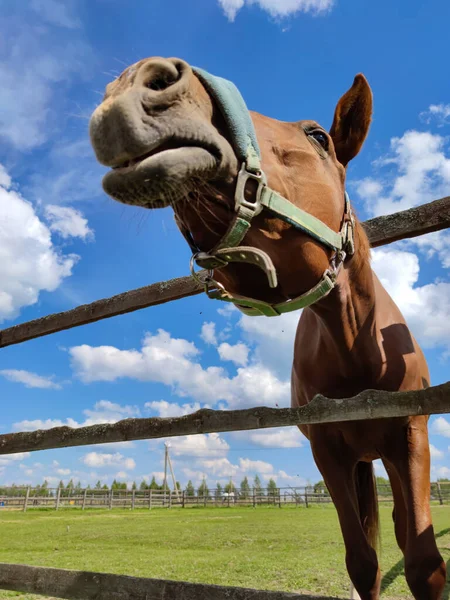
top-left (186, 67), bottom-right (355, 317)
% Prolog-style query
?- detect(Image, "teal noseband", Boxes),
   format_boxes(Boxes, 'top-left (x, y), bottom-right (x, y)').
top-left (185, 67), bottom-right (355, 317)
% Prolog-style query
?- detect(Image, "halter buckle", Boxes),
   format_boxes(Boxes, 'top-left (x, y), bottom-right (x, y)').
top-left (235, 163), bottom-right (266, 216)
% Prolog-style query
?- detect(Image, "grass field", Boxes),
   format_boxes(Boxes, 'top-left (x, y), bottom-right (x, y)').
top-left (0, 505), bottom-right (449, 600)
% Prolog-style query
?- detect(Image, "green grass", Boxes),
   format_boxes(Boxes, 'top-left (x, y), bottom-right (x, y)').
top-left (0, 505), bottom-right (449, 599)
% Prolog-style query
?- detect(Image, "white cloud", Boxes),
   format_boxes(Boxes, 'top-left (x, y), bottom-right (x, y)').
top-left (217, 342), bottom-right (249, 366)
top-left (371, 248), bottom-right (450, 353)
top-left (0, 369), bottom-right (61, 390)
top-left (433, 466), bottom-right (450, 479)
top-left (0, 453), bottom-right (30, 467)
top-left (70, 329), bottom-right (289, 410)
top-left (235, 427), bottom-right (306, 448)
top-left (420, 104), bottom-right (450, 127)
top-left (166, 433), bottom-right (229, 458)
top-left (56, 468), bottom-right (71, 476)
top-left (145, 400), bottom-right (207, 418)
top-left (429, 444), bottom-right (445, 460)
top-left (81, 452), bottom-right (135, 471)
top-left (44, 205), bottom-right (94, 241)
top-left (0, 166), bottom-right (78, 322)
top-left (432, 417), bottom-right (450, 438)
top-left (354, 131), bottom-right (450, 217)
top-left (218, 0), bottom-right (334, 22)
top-left (0, 165), bottom-right (11, 189)
top-left (13, 400), bottom-right (140, 432)
top-left (200, 322), bottom-right (217, 345)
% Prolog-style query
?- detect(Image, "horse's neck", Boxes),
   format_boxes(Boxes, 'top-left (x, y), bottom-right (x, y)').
top-left (294, 251), bottom-right (385, 399)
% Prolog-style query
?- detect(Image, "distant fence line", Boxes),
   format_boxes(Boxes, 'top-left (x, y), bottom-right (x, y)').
top-left (1, 483), bottom-right (449, 512)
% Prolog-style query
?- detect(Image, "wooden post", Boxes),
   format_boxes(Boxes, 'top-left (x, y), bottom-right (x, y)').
top-left (437, 482), bottom-right (443, 506)
top-left (278, 489), bottom-right (281, 509)
top-left (82, 489), bottom-right (87, 511)
top-left (149, 489), bottom-right (152, 510)
top-left (132, 489), bottom-right (135, 510)
top-left (304, 489), bottom-right (309, 508)
top-left (182, 490), bottom-right (185, 508)
top-left (109, 489), bottom-right (113, 510)
top-left (23, 487), bottom-right (30, 513)
top-left (168, 490), bottom-right (172, 509)
top-left (56, 487), bottom-right (61, 511)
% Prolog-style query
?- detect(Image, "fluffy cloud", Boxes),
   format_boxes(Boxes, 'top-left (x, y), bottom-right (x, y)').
top-left (429, 444), bottom-right (444, 460)
top-left (354, 130), bottom-right (450, 217)
top-left (218, 0), bottom-right (334, 22)
top-left (161, 433), bottom-right (230, 458)
top-left (13, 400), bottom-right (140, 432)
top-left (431, 417), bottom-right (450, 438)
top-left (420, 104), bottom-right (450, 127)
top-left (0, 369), bottom-right (61, 390)
top-left (371, 248), bottom-right (450, 353)
top-left (81, 452), bottom-right (136, 470)
top-left (0, 166), bottom-right (78, 322)
top-left (30, 0), bottom-right (81, 29)
top-left (200, 322), bottom-right (217, 345)
top-left (0, 453), bottom-right (30, 467)
top-left (145, 400), bottom-right (207, 418)
top-left (234, 426), bottom-right (306, 448)
top-left (44, 205), bottom-right (94, 241)
top-left (217, 342), bottom-right (249, 366)
top-left (69, 329), bottom-right (290, 409)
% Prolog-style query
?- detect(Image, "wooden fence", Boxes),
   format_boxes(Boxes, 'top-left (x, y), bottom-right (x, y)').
top-left (0, 195), bottom-right (449, 600)
top-left (1, 482), bottom-right (450, 512)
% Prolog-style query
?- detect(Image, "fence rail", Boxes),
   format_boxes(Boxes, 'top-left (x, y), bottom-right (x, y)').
top-left (0, 196), bottom-right (449, 350)
top-left (1, 381), bottom-right (448, 456)
top-left (0, 563), bottom-right (340, 600)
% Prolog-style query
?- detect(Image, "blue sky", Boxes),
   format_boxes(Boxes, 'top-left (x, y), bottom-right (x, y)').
top-left (0, 0), bottom-right (449, 491)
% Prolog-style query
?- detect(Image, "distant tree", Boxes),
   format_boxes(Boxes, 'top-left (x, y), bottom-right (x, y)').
top-left (438, 478), bottom-right (450, 482)
top-left (240, 477), bottom-right (251, 499)
top-left (95, 481), bottom-right (102, 490)
top-left (313, 480), bottom-right (328, 494)
top-left (215, 483), bottom-right (223, 499)
top-left (375, 476), bottom-right (392, 497)
top-left (224, 481), bottom-right (236, 494)
top-left (198, 479), bottom-right (210, 499)
top-left (253, 475), bottom-right (264, 497)
top-left (140, 480), bottom-right (149, 491)
top-left (132, 481), bottom-right (137, 491)
top-left (186, 480), bottom-right (195, 497)
top-left (176, 481), bottom-right (181, 491)
top-left (102, 484), bottom-right (109, 490)
top-left (267, 478), bottom-right (278, 498)
top-left (149, 476), bottom-right (160, 490)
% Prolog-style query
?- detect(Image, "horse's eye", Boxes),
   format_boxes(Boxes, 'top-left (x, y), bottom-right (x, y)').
top-left (308, 130), bottom-right (329, 151)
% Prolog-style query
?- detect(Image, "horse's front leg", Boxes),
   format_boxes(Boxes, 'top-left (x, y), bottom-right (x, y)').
top-left (383, 416), bottom-right (446, 600)
top-left (310, 427), bottom-right (381, 600)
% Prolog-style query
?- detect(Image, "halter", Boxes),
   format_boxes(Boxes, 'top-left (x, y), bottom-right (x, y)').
top-left (182, 67), bottom-right (355, 318)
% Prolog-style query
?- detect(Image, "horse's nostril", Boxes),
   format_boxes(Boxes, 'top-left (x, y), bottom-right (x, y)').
top-left (145, 65), bottom-right (181, 92)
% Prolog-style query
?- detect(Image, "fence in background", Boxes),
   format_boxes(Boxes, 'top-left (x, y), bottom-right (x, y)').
top-left (0, 196), bottom-right (449, 599)
top-left (1, 482), bottom-right (449, 512)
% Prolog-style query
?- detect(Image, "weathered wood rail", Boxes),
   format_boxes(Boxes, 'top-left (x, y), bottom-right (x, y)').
top-left (0, 564), bottom-right (341, 600)
top-left (1, 196), bottom-right (449, 349)
top-left (0, 382), bottom-right (448, 455)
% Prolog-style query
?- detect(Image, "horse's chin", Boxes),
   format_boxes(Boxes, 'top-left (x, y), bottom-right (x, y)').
top-left (102, 146), bottom-right (222, 208)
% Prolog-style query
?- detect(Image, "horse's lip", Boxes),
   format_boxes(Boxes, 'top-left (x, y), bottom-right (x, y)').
top-left (111, 139), bottom-right (220, 171)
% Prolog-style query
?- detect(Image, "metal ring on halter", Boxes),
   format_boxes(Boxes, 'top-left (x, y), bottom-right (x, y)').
top-left (189, 254), bottom-right (213, 286)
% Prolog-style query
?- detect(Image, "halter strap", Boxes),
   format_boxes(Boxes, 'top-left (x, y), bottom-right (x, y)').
top-left (188, 67), bottom-right (355, 317)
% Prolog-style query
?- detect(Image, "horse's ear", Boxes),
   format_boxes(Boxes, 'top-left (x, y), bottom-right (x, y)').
top-left (329, 74), bottom-right (373, 167)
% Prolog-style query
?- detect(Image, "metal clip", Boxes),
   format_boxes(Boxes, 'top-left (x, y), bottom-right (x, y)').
top-left (234, 162), bottom-right (266, 215)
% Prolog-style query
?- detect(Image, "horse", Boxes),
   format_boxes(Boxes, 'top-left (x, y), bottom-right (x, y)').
top-left (89, 57), bottom-right (446, 600)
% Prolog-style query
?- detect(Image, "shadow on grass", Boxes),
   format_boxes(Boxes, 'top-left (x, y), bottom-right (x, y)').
top-left (380, 528), bottom-right (450, 597)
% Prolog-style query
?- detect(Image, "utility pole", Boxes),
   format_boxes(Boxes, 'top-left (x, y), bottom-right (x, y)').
top-left (163, 443), bottom-right (168, 506)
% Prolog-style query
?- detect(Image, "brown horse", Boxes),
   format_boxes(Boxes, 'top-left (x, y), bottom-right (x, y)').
top-left (89, 57), bottom-right (446, 599)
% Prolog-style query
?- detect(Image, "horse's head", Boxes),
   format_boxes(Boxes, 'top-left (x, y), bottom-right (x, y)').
top-left (90, 57), bottom-right (373, 316)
